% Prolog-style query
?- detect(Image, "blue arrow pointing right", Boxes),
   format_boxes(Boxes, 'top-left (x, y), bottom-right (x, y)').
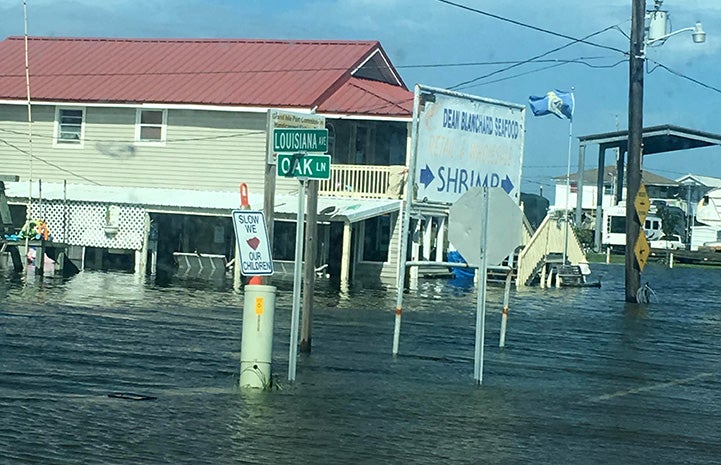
top-left (419, 164), bottom-right (435, 188)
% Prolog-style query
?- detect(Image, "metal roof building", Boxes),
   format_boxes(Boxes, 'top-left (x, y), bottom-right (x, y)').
top-left (0, 36), bottom-right (413, 118)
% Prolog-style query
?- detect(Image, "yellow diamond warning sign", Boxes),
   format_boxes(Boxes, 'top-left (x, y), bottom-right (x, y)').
top-left (634, 183), bottom-right (650, 224)
top-left (634, 230), bottom-right (650, 271)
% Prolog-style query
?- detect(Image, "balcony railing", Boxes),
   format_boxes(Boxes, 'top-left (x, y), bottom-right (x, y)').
top-left (318, 164), bottom-right (406, 199)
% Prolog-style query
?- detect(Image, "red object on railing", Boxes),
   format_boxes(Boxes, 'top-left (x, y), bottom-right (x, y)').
top-left (240, 183), bottom-right (250, 209)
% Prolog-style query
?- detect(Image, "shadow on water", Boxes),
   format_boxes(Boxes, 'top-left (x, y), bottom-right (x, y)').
top-left (2, 264), bottom-right (721, 463)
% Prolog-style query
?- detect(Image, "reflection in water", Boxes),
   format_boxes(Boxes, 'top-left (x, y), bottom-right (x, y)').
top-left (2, 264), bottom-right (721, 463)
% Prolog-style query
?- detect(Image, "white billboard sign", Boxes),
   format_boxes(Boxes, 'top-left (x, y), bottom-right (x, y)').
top-left (412, 86), bottom-right (525, 204)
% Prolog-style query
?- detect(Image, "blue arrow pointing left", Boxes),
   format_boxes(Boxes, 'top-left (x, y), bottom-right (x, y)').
top-left (419, 164), bottom-right (435, 188)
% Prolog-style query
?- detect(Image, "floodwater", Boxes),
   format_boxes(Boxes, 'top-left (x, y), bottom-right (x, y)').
top-left (1, 263), bottom-right (721, 464)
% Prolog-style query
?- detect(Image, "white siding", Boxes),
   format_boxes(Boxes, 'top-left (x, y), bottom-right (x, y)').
top-left (1, 104), bottom-right (268, 193)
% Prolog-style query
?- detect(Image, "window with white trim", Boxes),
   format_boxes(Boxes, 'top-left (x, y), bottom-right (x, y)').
top-left (55, 108), bottom-right (85, 145)
top-left (135, 109), bottom-right (167, 143)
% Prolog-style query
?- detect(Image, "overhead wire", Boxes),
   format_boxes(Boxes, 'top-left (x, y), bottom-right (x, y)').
top-left (645, 58), bottom-right (721, 95)
top-left (0, 56), bottom-right (617, 79)
top-left (0, 137), bottom-right (102, 185)
top-left (450, 24), bottom-right (624, 91)
top-left (432, 0), bottom-right (628, 56)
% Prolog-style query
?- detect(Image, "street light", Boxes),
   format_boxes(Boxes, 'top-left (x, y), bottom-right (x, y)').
top-left (625, 0), bottom-right (706, 303)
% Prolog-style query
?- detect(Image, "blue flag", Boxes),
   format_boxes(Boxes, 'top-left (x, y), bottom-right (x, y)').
top-left (529, 90), bottom-right (574, 120)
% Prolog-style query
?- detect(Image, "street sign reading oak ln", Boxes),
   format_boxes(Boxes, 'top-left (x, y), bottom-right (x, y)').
top-left (276, 153), bottom-right (331, 179)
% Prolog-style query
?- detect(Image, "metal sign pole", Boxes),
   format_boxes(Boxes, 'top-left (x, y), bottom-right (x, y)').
top-left (474, 186), bottom-right (490, 385)
top-left (288, 178), bottom-right (307, 382)
top-left (392, 87), bottom-right (422, 356)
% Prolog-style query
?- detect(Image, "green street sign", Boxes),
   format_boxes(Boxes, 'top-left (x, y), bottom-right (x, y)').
top-left (277, 153), bottom-right (332, 179)
top-left (273, 128), bottom-right (329, 154)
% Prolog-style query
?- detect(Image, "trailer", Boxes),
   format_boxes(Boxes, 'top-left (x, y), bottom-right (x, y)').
top-left (601, 204), bottom-right (663, 249)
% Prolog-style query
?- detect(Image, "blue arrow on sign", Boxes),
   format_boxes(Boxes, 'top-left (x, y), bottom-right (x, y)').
top-left (419, 164), bottom-right (435, 188)
top-left (501, 175), bottom-right (514, 194)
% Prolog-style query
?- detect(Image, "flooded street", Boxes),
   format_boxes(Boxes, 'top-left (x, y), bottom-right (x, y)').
top-left (2, 263), bottom-right (721, 464)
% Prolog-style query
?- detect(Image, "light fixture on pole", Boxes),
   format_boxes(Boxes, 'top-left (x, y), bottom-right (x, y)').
top-left (645, 1), bottom-right (706, 51)
top-left (625, 0), bottom-right (706, 303)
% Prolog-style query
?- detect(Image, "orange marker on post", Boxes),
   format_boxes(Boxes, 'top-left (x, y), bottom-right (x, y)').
top-left (240, 183), bottom-right (250, 210)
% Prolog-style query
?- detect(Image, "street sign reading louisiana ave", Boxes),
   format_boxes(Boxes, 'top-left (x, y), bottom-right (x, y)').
top-left (273, 128), bottom-right (329, 154)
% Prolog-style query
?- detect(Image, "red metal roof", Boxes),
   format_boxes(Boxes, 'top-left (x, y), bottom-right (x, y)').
top-left (0, 37), bottom-right (412, 116)
top-left (318, 77), bottom-right (413, 117)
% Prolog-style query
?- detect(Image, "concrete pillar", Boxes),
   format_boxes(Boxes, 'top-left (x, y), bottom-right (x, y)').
top-left (240, 284), bottom-right (276, 389)
top-left (233, 242), bottom-right (242, 292)
top-left (435, 216), bottom-right (446, 262)
top-left (410, 219), bottom-right (420, 289)
top-left (134, 249), bottom-right (142, 274)
top-left (422, 217), bottom-right (432, 260)
top-left (136, 212), bottom-right (150, 275)
top-left (340, 221), bottom-right (352, 287)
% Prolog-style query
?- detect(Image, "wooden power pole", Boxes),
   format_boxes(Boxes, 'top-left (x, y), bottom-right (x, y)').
top-left (626, 0), bottom-right (645, 302)
top-left (300, 180), bottom-right (318, 353)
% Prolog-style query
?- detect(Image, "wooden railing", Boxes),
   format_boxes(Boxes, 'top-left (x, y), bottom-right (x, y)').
top-left (318, 164), bottom-right (406, 199)
top-left (516, 213), bottom-right (587, 287)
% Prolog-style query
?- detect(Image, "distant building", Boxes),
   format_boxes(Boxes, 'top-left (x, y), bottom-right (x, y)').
top-left (552, 165), bottom-right (679, 215)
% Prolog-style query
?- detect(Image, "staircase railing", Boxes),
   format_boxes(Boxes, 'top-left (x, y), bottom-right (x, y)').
top-left (516, 212), bottom-right (587, 287)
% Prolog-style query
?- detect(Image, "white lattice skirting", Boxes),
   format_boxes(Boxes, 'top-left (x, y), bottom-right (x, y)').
top-left (28, 201), bottom-right (146, 250)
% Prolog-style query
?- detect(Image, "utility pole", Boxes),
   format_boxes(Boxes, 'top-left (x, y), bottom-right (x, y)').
top-left (300, 180), bottom-right (318, 353)
top-left (626, 0), bottom-right (645, 302)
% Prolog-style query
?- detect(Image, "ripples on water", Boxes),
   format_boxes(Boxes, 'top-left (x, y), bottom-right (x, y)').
top-left (2, 264), bottom-right (721, 464)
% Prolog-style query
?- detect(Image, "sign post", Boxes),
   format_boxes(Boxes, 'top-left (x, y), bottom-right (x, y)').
top-left (448, 186), bottom-right (523, 384)
top-left (288, 179), bottom-right (306, 382)
top-left (272, 126), bottom-right (332, 382)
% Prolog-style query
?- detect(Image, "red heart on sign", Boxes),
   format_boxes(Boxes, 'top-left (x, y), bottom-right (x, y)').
top-left (247, 237), bottom-right (260, 250)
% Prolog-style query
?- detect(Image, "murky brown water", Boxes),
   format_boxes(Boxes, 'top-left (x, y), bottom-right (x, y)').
top-left (2, 264), bottom-right (721, 464)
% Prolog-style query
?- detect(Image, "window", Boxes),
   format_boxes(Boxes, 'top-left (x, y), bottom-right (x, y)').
top-left (55, 107), bottom-right (85, 145)
top-left (135, 109), bottom-right (167, 143)
top-left (362, 215), bottom-right (392, 262)
top-left (609, 215), bottom-right (626, 234)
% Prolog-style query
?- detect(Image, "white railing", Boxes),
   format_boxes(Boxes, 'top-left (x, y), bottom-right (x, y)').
top-left (318, 164), bottom-right (406, 199)
top-left (516, 213), bottom-right (587, 286)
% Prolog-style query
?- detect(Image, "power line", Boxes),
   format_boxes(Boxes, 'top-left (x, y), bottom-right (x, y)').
top-left (646, 59), bottom-right (721, 95)
top-left (433, 0), bottom-right (628, 55)
top-left (0, 57), bottom-right (616, 79)
top-left (457, 58), bottom-right (626, 90)
top-left (451, 24), bottom-right (623, 91)
top-left (0, 137), bottom-right (102, 185)
top-left (0, 127), bottom-right (265, 144)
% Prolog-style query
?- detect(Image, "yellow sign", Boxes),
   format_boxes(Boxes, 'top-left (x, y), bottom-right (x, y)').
top-left (254, 297), bottom-right (264, 315)
top-left (634, 183), bottom-right (650, 224)
top-left (634, 230), bottom-right (650, 271)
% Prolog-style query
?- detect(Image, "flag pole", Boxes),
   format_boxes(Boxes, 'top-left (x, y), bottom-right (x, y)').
top-left (562, 89), bottom-right (575, 266)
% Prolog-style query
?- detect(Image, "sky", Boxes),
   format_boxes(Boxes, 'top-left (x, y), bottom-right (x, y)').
top-left (1, 0), bottom-right (720, 200)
